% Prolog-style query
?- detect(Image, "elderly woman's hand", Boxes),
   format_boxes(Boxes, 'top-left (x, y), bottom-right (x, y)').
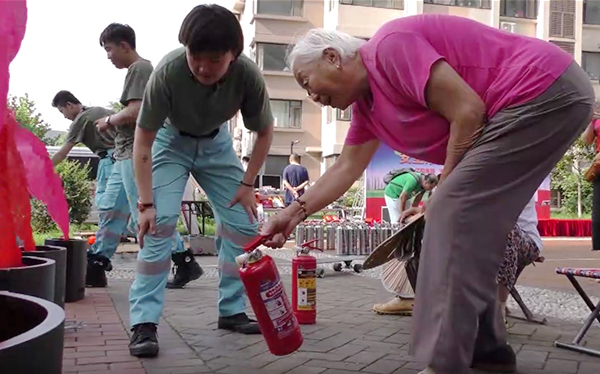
top-left (260, 207), bottom-right (303, 248)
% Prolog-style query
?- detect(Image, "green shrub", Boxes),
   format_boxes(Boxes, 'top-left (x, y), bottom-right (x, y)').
top-left (31, 160), bottom-right (93, 233)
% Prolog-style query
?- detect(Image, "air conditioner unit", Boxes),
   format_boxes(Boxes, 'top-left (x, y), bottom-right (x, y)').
top-left (500, 22), bottom-right (516, 33)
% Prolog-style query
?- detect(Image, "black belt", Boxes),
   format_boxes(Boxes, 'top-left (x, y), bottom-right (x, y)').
top-left (97, 151), bottom-right (115, 163)
top-left (179, 127), bottom-right (220, 139)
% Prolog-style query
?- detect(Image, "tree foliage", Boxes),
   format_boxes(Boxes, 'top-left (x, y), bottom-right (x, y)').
top-left (551, 138), bottom-right (595, 216)
top-left (30, 160), bottom-right (93, 232)
top-left (7, 93), bottom-right (57, 144)
top-left (108, 101), bottom-right (125, 113)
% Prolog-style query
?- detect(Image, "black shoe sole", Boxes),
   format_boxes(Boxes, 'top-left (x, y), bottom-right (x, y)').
top-left (217, 322), bottom-right (262, 335)
top-left (166, 268), bottom-right (203, 289)
top-left (471, 363), bottom-right (516, 373)
top-left (129, 343), bottom-right (159, 358)
top-left (86, 283), bottom-right (107, 288)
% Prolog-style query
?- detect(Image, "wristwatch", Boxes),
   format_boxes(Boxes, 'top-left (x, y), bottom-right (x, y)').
top-left (137, 201), bottom-right (154, 212)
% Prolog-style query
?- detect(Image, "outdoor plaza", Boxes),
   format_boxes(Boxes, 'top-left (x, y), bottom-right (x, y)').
top-left (61, 238), bottom-right (600, 374)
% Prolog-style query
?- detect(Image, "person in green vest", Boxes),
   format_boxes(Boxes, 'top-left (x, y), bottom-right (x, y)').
top-left (384, 171), bottom-right (438, 223)
top-left (374, 171), bottom-right (437, 316)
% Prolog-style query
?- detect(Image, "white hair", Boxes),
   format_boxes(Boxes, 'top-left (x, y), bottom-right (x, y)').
top-left (287, 28), bottom-right (366, 71)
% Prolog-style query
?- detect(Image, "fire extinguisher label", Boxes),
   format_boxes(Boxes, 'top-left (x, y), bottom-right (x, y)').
top-left (260, 278), bottom-right (298, 337)
top-left (297, 269), bottom-right (316, 310)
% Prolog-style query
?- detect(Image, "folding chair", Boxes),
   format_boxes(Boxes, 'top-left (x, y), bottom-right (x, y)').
top-left (508, 256), bottom-right (547, 325)
top-left (554, 267), bottom-right (600, 357)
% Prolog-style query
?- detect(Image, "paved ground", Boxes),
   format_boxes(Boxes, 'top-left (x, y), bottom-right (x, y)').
top-left (62, 239), bottom-right (600, 374)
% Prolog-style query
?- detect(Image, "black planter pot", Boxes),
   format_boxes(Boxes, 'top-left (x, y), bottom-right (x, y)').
top-left (45, 238), bottom-right (87, 302)
top-left (0, 256), bottom-right (56, 302)
top-left (0, 290), bottom-right (65, 374)
top-left (20, 245), bottom-right (67, 308)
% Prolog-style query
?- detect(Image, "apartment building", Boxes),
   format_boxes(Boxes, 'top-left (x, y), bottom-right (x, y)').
top-left (230, 0), bottom-right (597, 188)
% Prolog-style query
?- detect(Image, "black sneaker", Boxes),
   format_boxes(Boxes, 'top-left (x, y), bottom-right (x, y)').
top-left (217, 313), bottom-right (261, 335)
top-left (471, 343), bottom-right (516, 373)
top-left (86, 254), bottom-right (111, 288)
top-left (129, 323), bottom-right (159, 358)
top-left (166, 250), bottom-right (203, 289)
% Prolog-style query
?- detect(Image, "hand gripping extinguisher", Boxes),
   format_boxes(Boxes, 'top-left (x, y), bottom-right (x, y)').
top-left (236, 236), bottom-right (304, 356)
top-left (292, 239), bottom-right (323, 324)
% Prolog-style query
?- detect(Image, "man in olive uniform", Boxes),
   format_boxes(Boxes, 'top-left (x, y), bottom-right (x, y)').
top-left (128, 5), bottom-right (274, 357)
top-left (88, 23), bottom-right (201, 288)
top-left (51, 90), bottom-right (116, 208)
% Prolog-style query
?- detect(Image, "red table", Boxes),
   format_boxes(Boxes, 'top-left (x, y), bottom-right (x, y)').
top-left (537, 219), bottom-right (591, 237)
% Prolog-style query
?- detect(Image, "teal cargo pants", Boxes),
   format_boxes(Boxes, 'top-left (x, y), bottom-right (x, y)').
top-left (129, 124), bottom-right (257, 326)
top-left (91, 155), bottom-right (185, 260)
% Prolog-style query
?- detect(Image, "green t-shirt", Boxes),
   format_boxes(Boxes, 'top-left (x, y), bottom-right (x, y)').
top-left (137, 48), bottom-right (273, 136)
top-left (384, 172), bottom-right (423, 199)
top-left (66, 106), bottom-right (116, 155)
top-left (115, 58), bottom-right (153, 160)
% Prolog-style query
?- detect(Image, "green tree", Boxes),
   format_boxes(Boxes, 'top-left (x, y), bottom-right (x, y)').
top-left (7, 93), bottom-right (52, 143)
top-left (46, 132), bottom-right (67, 146)
top-left (108, 101), bottom-right (125, 113)
top-left (30, 160), bottom-right (93, 233)
top-left (551, 138), bottom-right (595, 216)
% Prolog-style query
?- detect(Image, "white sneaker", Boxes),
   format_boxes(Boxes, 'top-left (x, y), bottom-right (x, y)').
top-left (418, 368), bottom-right (438, 374)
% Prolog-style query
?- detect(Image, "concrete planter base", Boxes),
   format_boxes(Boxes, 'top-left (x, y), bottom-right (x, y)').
top-left (0, 256), bottom-right (56, 302)
top-left (0, 291), bottom-right (65, 374)
top-left (45, 239), bottom-right (87, 302)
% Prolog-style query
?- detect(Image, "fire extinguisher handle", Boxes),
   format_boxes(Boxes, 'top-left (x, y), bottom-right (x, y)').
top-left (300, 239), bottom-right (324, 252)
top-left (243, 235), bottom-right (268, 252)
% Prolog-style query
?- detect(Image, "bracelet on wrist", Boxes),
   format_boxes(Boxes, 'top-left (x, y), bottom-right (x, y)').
top-left (137, 200), bottom-right (154, 212)
top-left (240, 180), bottom-right (254, 188)
top-left (293, 198), bottom-right (308, 221)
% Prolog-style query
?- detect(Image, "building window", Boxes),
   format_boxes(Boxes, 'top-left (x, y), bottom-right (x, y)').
top-left (326, 108), bottom-right (333, 124)
top-left (500, 0), bottom-right (537, 19)
top-left (583, 52), bottom-right (600, 80)
top-left (339, 0), bottom-right (404, 9)
top-left (337, 108), bottom-right (352, 121)
top-left (271, 100), bottom-right (302, 128)
top-left (551, 40), bottom-right (575, 57)
top-left (584, 0), bottom-right (600, 25)
top-left (424, 0), bottom-right (491, 8)
top-left (256, 43), bottom-right (290, 72)
top-left (549, 0), bottom-right (576, 39)
top-left (256, 0), bottom-right (303, 17)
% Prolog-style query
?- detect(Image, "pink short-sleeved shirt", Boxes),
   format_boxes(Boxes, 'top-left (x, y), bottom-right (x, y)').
top-left (345, 14), bottom-right (574, 165)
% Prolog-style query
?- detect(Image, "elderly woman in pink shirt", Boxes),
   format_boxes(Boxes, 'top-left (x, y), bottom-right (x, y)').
top-left (261, 14), bottom-right (594, 374)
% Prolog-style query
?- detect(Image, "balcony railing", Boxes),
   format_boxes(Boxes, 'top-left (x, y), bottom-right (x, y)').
top-left (339, 0), bottom-right (404, 10)
top-left (424, 0), bottom-right (491, 9)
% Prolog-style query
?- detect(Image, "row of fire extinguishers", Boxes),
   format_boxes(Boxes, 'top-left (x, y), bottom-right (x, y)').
top-left (236, 236), bottom-right (325, 356)
top-left (295, 220), bottom-right (401, 256)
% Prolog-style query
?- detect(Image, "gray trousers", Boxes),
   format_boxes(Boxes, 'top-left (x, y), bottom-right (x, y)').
top-left (411, 62), bottom-right (594, 374)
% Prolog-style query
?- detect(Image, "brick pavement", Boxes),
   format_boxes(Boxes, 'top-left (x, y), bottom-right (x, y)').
top-left (63, 265), bottom-right (600, 374)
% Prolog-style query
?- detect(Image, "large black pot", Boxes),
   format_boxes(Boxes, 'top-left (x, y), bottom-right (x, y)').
top-left (0, 256), bottom-right (56, 302)
top-left (0, 291), bottom-right (65, 374)
top-left (20, 245), bottom-right (67, 308)
top-left (44, 238), bottom-right (87, 302)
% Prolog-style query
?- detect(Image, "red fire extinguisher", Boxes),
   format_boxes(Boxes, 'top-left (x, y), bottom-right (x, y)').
top-left (237, 236), bottom-right (304, 356)
top-left (292, 239), bottom-right (322, 324)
